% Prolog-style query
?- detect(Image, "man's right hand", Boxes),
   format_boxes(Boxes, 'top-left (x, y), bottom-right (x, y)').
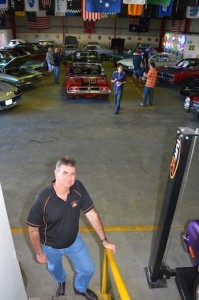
top-left (36, 252), bottom-right (48, 264)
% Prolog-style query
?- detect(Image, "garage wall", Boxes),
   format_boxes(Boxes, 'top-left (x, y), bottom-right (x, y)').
top-left (6, 15), bottom-right (199, 49)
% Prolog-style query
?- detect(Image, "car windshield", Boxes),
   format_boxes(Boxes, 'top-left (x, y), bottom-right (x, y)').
top-left (70, 64), bottom-right (101, 76)
top-left (177, 60), bottom-right (199, 69)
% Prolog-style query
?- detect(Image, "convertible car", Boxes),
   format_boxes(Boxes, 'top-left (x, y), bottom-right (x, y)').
top-left (184, 93), bottom-right (199, 120)
top-left (0, 81), bottom-right (22, 110)
top-left (0, 56), bottom-right (43, 88)
top-left (65, 62), bottom-right (111, 99)
top-left (157, 58), bottom-right (199, 85)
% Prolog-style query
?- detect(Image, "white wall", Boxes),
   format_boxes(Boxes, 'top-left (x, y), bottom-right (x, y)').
top-left (0, 184), bottom-right (27, 300)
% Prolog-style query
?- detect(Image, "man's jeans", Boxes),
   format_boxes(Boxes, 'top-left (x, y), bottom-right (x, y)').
top-left (143, 86), bottom-right (154, 106)
top-left (42, 233), bottom-right (95, 292)
top-left (54, 66), bottom-right (60, 83)
top-left (114, 88), bottom-right (123, 113)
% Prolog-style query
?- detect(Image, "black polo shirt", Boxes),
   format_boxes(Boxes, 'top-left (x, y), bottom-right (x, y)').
top-left (26, 180), bottom-right (94, 249)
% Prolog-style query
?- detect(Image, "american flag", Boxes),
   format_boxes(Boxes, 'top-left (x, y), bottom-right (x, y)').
top-left (27, 16), bottom-right (50, 29)
top-left (170, 19), bottom-right (181, 33)
top-left (81, 0), bottom-right (102, 21)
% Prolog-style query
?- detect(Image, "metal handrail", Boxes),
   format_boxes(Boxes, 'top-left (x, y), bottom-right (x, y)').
top-left (101, 249), bottom-right (131, 300)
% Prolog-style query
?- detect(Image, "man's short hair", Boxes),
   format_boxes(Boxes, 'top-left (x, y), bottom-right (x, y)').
top-left (150, 62), bottom-right (156, 68)
top-left (56, 156), bottom-right (76, 171)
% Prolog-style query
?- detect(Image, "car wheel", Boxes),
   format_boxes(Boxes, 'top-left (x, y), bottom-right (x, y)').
top-left (100, 54), bottom-right (107, 60)
top-left (193, 274), bottom-right (199, 300)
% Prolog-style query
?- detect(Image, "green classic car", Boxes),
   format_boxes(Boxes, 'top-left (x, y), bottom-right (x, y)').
top-left (0, 56), bottom-right (43, 88)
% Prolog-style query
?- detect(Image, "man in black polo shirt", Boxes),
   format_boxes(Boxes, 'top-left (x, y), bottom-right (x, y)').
top-left (26, 156), bottom-right (115, 300)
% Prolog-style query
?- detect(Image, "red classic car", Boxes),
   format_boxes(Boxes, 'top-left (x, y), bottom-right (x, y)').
top-left (184, 93), bottom-right (199, 120)
top-left (65, 62), bottom-right (111, 99)
top-left (157, 58), bottom-right (199, 85)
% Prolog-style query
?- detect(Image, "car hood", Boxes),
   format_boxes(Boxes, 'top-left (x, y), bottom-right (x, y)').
top-left (117, 58), bottom-right (133, 66)
top-left (0, 55), bottom-right (33, 69)
top-left (158, 66), bottom-right (183, 74)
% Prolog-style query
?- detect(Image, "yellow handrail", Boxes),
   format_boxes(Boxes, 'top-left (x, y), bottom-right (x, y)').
top-left (101, 249), bottom-right (131, 300)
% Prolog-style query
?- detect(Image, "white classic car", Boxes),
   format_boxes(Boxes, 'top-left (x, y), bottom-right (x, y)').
top-left (117, 52), bottom-right (178, 73)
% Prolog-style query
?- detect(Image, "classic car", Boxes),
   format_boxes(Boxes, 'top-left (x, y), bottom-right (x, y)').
top-left (72, 50), bottom-right (100, 63)
top-left (175, 77), bottom-right (199, 96)
top-left (0, 49), bottom-right (47, 72)
top-left (184, 93), bottom-right (199, 119)
top-left (61, 44), bottom-right (78, 60)
top-left (157, 58), bottom-right (199, 84)
top-left (37, 40), bottom-right (56, 52)
top-left (65, 35), bottom-right (79, 47)
top-left (65, 62), bottom-right (111, 99)
top-left (110, 45), bottom-right (156, 65)
top-left (0, 56), bottom-right (43, 88)
top-left (0, 81), bottom-right (22, 110)
top-left (81, 44), bottom-right (114, 60)
top-left (7, 39), bottom-right (27, 48)
top-left (116, 52), bottom-right (178, 74)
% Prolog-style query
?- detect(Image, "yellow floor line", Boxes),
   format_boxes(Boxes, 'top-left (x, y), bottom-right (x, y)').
top-left (11, 224), bottom-right (183, 234)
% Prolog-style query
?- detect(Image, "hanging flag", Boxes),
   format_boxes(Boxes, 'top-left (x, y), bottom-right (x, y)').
top-left (13, 0), bottom-right (25, 11)
top-left (67, 0), bottom-right (81, 13)
top-left (148, 0), bottom-right (171, 5)
top-left (84, 21), bottom-right (95, 33)
top-left (123, 0), bottom-right (145, 4)
top-left (0, 13), bottom-right (6, 26)
top-left (26, 10), bottom-right (36, 21)
top-left (129, 16), bottom-right (150, 32)
top-left (0, 0), bottom-right (8, 10)
top-left (180, 0), bottom-right (198, 6)
top-left (27, 15), bottom-right (50, 29)
top-left (39, 0), bottom-right (54, 14)
top-left (82, 0), bottom-right (102, 21)
top-left (171, 0), bottom-right (186, 19)
top-left (142, 3), bottom-right (157, 17)
top-left (186, 6), bottom-right (199, 18)
top-left (55, 0), bottom-right (67, 16)
top-left (118, 3), bottom-right (128, 16)
top-left (25, 0), bottom-right (39, 11)
top-left (170, 19), bottom-right (181, 32)
top-left (128, 4), bottom-right (143, 15)
top-left (158, 0), bottom-right (173, 17)
top-left (85, 0), bottom-right (121, 14)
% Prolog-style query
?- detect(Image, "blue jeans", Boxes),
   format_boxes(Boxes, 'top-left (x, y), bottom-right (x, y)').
top-left (42, 233), bottom-right (95, 292)
top-left (143, 86), bottom-right (154, 106)
top-left (114, 88), bottom-right (123, 113)
top-left (54, 66), bottom-right (60, 83)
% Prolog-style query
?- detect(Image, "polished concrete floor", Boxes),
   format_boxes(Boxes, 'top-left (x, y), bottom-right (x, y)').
top-left (0, 62), bottom-right (199, 300)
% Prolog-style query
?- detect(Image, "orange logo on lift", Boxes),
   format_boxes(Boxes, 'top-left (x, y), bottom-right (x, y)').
top-left (170, 137), bottom-right (181, 179)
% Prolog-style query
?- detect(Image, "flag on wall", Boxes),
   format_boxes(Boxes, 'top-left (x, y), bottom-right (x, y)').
top-left (186, 6), bottom-right (199, 18)
top-left (158, 0), bottom-right (173, 17)
top-left (67, 0), bottom-right (81, 13)
top-left (0, 13), bottom-right (6, 26)
top-left (85, 0), bottom-right (121, 14)
top-left (39, 0), bottom-right (54, 14)
top-left (13, 0), bottom-right (25, 11)
top-left (128, 4), bottom-right (144, 15)
top-left (82, 0), bottom-right (102, 20)
top-left (171, 0), bottom-right (186, 19)
top-left (84, 21), bottom-right (95, 33)
top-left (27, 15), bottom-right (50, 29)
top-left (170, 19), bottom-right (181, 32)
top-left (54, 0), bottom-right (67, 16)
top-left (148, 0), bottom-right (171, 5)
top-left (129, 16), bottom-right (150, 32)
top-left (123, 0), bottom-right (145, 3)
top-left (179, 0), bottom-right (198, 6)
top-left (25, 0), bottom-right (39, 11)
top-left (0, 0), bottom-right (8, 10)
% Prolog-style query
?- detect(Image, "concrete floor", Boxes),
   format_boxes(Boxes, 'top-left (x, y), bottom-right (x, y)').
top-left (0, 62), bottom-right (199, 300)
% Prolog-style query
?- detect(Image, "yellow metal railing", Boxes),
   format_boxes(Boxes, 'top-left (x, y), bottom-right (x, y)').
top-left (101, 249), bottom-right (131, 300)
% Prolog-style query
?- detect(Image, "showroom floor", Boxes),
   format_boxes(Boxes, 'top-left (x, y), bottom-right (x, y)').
top-left (0, 62), bottom-right (199, 300)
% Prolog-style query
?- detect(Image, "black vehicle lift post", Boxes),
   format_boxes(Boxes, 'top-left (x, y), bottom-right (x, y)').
top-left (145, 127), bottom-right (199, 289)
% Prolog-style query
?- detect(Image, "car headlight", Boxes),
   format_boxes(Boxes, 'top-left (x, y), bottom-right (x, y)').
top-left (184, 96), bottom-right (191, 110)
